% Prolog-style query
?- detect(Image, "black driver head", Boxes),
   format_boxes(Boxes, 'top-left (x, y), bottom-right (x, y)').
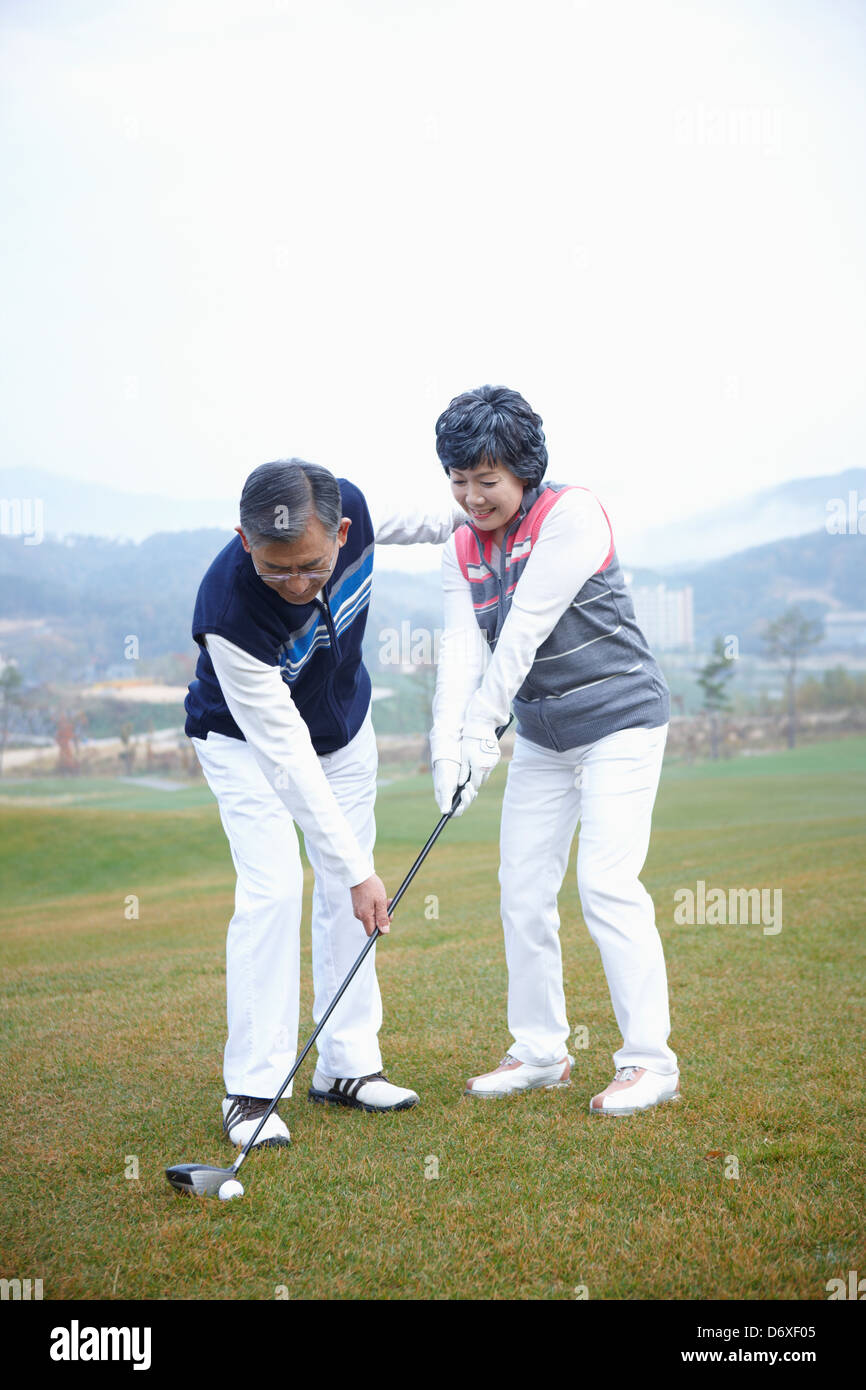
top-left (166, 1163), bottom-right (238, 1197)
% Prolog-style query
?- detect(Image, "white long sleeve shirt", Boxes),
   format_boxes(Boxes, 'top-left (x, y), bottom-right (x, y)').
top-left (370, 499), bottom-right (466, 546)
top-left (203, 500), bottom-right (463, 887)
top-left (430, 487), bottom-right (612, 764)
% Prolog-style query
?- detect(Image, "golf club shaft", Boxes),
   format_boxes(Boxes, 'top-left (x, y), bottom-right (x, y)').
top-left (232, 719), bottom-right (513, 1170)
top-left (232, 785), bottom-right (466, 1169)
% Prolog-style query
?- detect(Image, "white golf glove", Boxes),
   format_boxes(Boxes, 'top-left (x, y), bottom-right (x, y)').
top-left (433, 758), bottom-right (475, 818)
top-left (459, 724), bottom-right (501, 798)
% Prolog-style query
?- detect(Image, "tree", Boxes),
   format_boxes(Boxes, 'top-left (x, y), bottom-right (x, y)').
top-left (415, 660), bottom-right (440, 770)
top-left (0, 662), bottom-right (24, 777)
top-left (696, 636), bottom-right (736, 759)
top-left (798, 666), bottom-right (866, 712)
top-left (762, 607), bottom-right (824, 748)
top-left (56, 711), bottom-right (81, 775)
top-left (118, 721), bottom-right (136, 775)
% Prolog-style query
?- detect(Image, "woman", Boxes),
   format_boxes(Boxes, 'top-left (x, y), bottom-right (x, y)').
top-left (430, 385), bottom-right (679, 1116)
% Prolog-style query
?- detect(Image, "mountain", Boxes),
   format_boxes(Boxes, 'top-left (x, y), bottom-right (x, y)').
top-left (0, 521), bottom-right (863, 687)
top-left (676, 528), bottom-right (864, 651)
top-left (0, 529), bottom-right (233, 683)
top-left (2, 467), bottom-right (863, 567)
top-left (623, 468), bottom-right (866, 569)
top-left (0, 468), bottom-right (237, 542)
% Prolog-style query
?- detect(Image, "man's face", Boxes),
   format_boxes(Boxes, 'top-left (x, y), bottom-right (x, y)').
top-left (236, 515), bottom-right (350, 605)
top-left (448, 460), bottom-right (525, 536)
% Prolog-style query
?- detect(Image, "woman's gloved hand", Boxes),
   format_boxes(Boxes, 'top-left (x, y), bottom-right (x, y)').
top-left (432, 758), bottom-right (476, 818)
top-left (458, 724), bottom-right (501, 798)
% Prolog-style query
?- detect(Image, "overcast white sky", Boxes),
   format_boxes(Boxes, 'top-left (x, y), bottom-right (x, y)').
top-left (2, 0), bottom-right (865, 566)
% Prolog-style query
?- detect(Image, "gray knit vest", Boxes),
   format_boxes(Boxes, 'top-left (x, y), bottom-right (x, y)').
top-left (454, 482), bottom-right (670, 751)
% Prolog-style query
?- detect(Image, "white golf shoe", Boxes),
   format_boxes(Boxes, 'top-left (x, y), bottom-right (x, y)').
top-left (308, 1068), bottom-right (419, 1112)
top-left (465, 1052), bottom-right (574, 1097)
top-left (589, 1066), bottom-right (681, 1116)
top-left (222, 1094), bottom-right (291, 1148)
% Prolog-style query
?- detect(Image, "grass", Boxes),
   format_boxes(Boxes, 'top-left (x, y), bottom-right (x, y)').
top-left (1, 737), bottom-right (864, 1300)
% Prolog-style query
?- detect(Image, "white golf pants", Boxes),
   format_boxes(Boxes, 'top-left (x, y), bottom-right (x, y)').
top-left (192, 711), bottom-right (382, 1097)
top-left (499, 723), bottom-right (677, 1074)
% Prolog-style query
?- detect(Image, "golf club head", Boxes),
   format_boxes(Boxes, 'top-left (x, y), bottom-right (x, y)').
top-left (166, 1163), bottom-right (237, 1197)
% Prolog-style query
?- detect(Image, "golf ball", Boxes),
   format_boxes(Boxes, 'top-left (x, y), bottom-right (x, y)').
top-left (218, 1179), bottom-right (244, 1201)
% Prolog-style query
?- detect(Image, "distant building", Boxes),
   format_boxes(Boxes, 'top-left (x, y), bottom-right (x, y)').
top-left (628, 580), bottom-right (695, 651)
top-left (823, 611), bottom-right (866, 649)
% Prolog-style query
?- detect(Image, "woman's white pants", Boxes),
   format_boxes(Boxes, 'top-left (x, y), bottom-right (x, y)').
top-left (191, 712), bottom-right (382, 1098)
top-left (499, 723), bottom-right (677, 1074)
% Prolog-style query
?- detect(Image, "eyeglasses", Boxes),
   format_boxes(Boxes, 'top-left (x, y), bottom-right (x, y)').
top-left (252, 539), bottom-right (340, 584)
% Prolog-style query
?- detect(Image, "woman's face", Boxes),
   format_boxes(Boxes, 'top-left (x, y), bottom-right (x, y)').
top-left (448, 460), bottom-right (525, 539)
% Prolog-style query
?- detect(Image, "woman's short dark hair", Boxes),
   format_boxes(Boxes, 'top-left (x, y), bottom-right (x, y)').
top-left (435, 385), bottom-right (548, 488)
top-left (239, 459), bottom-right (342, 546)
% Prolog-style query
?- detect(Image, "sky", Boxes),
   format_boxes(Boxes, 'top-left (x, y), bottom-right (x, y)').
top-left (1, 0), bottom-right (865, 568)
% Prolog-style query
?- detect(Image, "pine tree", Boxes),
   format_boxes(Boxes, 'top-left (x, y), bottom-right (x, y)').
top-left (762, 607), bottom-right (824, 748)
top-left (696, 637), bottom-right (736, 759)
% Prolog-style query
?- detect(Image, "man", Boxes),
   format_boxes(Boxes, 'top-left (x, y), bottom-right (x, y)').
top-left (184, 458), bottom-right (460, 1149)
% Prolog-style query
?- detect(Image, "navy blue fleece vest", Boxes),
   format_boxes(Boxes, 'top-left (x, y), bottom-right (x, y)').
top-left (184, 479), bottom-right (374, 755)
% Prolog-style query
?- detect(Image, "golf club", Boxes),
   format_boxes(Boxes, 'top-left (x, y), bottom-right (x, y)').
top-left (165, 723), bottom-right (510, 1198)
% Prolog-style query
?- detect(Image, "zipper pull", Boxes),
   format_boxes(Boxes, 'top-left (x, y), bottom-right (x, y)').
top-left (319, 591), bottom-right (341, 659)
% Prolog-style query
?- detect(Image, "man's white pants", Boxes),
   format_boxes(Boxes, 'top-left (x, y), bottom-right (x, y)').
top-left (191, 711), bottom-right (382, 1098)
top-left (500, 723), bottom-right (676, 1075)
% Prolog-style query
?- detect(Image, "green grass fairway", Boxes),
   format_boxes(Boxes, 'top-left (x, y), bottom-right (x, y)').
top-left (1, 738), bottom-right (865, 1300)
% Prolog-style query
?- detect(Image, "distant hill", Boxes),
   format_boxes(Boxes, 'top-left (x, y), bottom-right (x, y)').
top-left (675, 528), bottom-right (865, 650)
top-left (0, 468), bottom-right (238, 542)
top-left (368, 528), bottom-right (866, 658)
top-left (0, 529), bottom-right (233, 683)
top-left (624, 468), bottom-right (866, 568)
top-left (0, 527), bottom-right (448, 685)
top-left (0, 522), bottom-right (863, 686)
top-left (2, 466), bottom-right (864, 568)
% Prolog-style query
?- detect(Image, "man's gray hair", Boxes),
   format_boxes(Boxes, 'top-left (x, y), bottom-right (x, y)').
top-left (239, 459), bottom-right (342, 546)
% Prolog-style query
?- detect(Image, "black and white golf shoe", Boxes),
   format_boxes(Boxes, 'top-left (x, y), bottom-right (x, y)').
top-left (308, 1068), bottom-right (419, 1112)
top-left (222, 1094), bottom-right (291, 1149)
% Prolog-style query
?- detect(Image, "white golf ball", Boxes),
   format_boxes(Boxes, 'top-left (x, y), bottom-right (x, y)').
top-left (218, 1179), bottom-right (244, 1201)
